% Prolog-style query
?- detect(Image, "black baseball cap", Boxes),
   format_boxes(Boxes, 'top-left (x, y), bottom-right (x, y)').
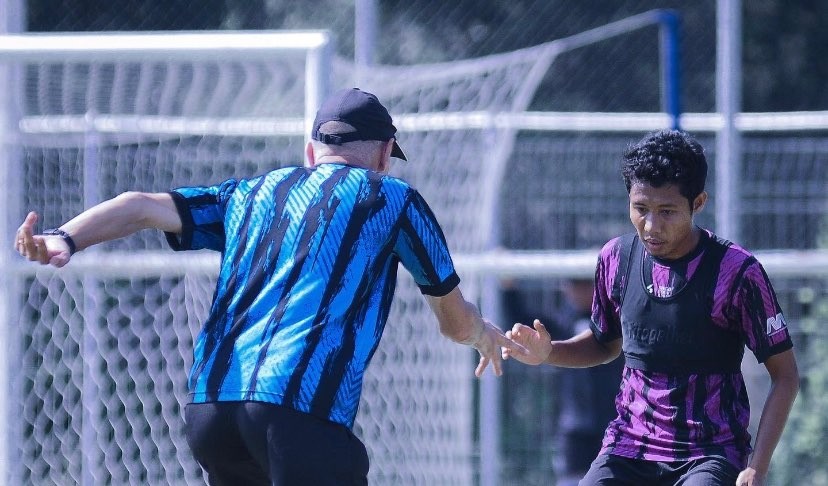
top-left (311, 88), bottom-right (407, 160)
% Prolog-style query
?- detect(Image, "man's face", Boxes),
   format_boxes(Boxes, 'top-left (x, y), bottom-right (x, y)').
top-left (628, 182), bottom-right (705, 260)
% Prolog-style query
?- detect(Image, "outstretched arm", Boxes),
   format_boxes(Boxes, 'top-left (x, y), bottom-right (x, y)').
top-left (502, 320), bottom-right (621, 368)
top-left (15, 191), bottom-right (181, 267)
top-left (425, 287), bottom-right (525, 378)
top-left (736, 349), bottom-right (799, 486)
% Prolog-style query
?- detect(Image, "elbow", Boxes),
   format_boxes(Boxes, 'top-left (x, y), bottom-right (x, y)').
top-left (117, 191), bottom-right (174, 231)
top-left (788, 360), bottom-right (802, 396)
top-left (790, 372), bottom-right (801, 397)
top-left (598, 337), bottom-right (622, 364)
top-left (775, 368), bottom-right (801, 401)
top-left (114, 191), bottom-right (145, 204)
top-left (113, 192), bottom-right (153, 229)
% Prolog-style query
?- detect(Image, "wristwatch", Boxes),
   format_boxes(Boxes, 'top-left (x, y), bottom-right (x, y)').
top-left (43, 228), bottom-right (77, 255)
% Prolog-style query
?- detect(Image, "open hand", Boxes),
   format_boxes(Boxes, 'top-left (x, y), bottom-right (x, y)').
top-left (470, 320), bottom-right (529, 377)
top-left (501, 319), bottom-right (553, 366)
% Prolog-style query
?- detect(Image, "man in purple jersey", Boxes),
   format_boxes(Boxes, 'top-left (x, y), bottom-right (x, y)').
top-left (503, 130), bottom-right (799, 486)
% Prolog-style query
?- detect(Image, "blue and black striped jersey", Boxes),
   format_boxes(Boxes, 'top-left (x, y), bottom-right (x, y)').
top-left (165, 163), bottom-right (459, 428)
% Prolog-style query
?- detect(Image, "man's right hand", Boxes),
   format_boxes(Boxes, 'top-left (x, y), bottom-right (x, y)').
top-left (501, 319), bottom-right (553, 366)
top-left (469, 320), bottom-right (529, 378)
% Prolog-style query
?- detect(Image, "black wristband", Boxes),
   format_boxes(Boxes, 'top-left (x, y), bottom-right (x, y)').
top-left (43, 228), bottom-right (77, 255)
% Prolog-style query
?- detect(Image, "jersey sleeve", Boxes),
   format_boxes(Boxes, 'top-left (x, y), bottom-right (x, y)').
top-left (590, 237), bottom-right (624, 343)
top-left (164, 179), bottom-right (239, 252)
top-left (394, 190), bottom-right (460, 297)
top-left (730, 257), bottom-right (793, 363)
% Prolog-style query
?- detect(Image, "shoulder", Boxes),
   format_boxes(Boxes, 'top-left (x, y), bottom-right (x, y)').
top-left (237, 166), bottom-right (305, 187)
top-left (210, 168), bottom-right (306, 201)
top-left (598, 233), bottom-right (636, 269)
top-left (335, 166), bottom-right (414, 195)
top-left (594, 234), bottom-right (637, 299)
top-left (268, 165), bottom-right (307, 180)
top-left (382, 177), bottom-right (427, 208)
top-left (706, 230), bottom-right (762, 279)
top-left (600, 236), bottom-right (622, 256)
top-left (704, 231), bottom-right (778, 306)
top-left (380, 173), bottom-right (414, 193)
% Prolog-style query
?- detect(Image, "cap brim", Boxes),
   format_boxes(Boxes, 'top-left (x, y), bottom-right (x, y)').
top-left (391, 140), bottom-right (407, 161)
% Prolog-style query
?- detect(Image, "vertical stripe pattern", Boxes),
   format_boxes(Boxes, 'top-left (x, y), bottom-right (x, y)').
top-left (166, 163), bottom-right (460, 428)
top-left (589, 230), bottom-right (793, 469)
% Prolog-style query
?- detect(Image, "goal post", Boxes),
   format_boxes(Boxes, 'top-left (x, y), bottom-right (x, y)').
top-left (0, 30), bottom-right (332, 142)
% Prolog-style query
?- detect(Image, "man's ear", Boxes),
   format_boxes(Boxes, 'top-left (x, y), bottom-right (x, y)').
top-left (305, 141), bottom-right (316, 167)
top-left (377, 139), bottom-right (394, 173)
top-left (692, 191), bottom-right (708, 213)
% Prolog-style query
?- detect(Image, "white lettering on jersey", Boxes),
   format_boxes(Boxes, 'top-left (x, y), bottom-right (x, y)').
top-left (766, 312), bottom-right (787, 336)
top-left (647, 283), bottom-right (674, 298)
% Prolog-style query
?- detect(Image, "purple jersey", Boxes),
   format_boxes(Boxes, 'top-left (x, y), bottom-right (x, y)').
top-left (590, 229), bottom-right (793, 468)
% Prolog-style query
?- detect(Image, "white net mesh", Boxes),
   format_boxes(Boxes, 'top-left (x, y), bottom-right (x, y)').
top-left (15, 271), bottom-right (214, 485)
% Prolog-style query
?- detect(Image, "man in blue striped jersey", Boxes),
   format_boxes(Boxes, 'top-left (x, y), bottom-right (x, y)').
top-left (15, 87), bottom-right (522, 485)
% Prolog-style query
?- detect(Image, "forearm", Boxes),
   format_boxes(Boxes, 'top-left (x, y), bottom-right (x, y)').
top-left (427, 289), bottom-right (485, 344)
top-left (426, 287), bottom-right (517, 377)
top-left (451, 304), bottom-right (486, 345)
top-left (58, 192), bottom-right (181, 252)
top-left (747, 375), bottom-right (799, 475)
top-left (545, 330), bottom-right (620, 368)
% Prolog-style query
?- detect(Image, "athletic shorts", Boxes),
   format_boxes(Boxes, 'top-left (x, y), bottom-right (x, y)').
top-left (555, 431), bottom-right (606, 475)
top-left (184, 401), bottom-right (369, 486)
top-left (579, 453), bottom-right (740, 486)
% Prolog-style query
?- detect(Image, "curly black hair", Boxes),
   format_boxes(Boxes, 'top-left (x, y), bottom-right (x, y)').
top-left (621, 130), bottom-right (707, 208)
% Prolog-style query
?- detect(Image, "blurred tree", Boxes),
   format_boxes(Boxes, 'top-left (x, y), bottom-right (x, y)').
top-left (769, 293), bottom-right (828, 485)
top-left (28, 0), bottom-right (227, 31)
top-left (743, 0), bottom-right (828, 111)
top-left (25, 0), bottom-right (827, 111)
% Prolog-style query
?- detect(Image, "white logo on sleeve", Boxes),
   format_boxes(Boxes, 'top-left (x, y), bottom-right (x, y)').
top-left (766, 312), bottom-right (787, 336)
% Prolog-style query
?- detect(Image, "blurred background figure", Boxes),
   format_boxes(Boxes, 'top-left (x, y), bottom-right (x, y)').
top-left (501, 278), bottom-right (623, 486)
top-left (549, 279), bottom-right (623, 486)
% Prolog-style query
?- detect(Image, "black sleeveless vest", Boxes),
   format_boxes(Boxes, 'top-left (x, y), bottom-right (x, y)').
top-left (613, 233), bottom-right (744, 375)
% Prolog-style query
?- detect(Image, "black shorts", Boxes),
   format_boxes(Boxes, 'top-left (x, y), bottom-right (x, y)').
top-left (555, 431), bottom-right (606, 475)
top-left (579, 453), bottom-right (740, 486)
top-left (185, 401), bottom-right (369, 486)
